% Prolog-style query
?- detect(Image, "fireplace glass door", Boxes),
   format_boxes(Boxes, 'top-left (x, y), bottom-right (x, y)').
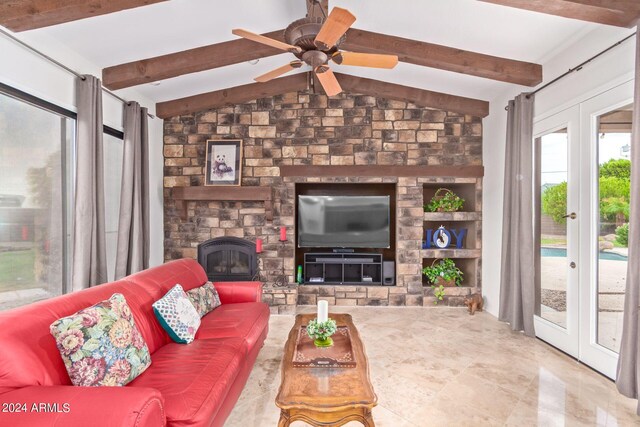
top-left (206, 250), bottom-right (250, 277)
top-left (228, 250), bottom-right (250, 276)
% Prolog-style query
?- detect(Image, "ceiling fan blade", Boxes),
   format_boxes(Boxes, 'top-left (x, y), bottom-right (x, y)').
top-left (314, 7), bottom-right (356, 50)
top-left (332, 52), bottom-right (398, 69)
top-left (254, 61), bottom-right (303, 83)
top-left (232, 29), bottom-right (301, 53)
top-left (315, 67), bottom-right (342, 96)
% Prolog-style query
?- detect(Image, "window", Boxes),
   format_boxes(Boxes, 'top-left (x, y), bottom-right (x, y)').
top-left (0, 85), bottom-right (126, 309)
top-left (0, 90), bottom-right (74, 310)
top-left (104, 131), bottom-right (124, 282)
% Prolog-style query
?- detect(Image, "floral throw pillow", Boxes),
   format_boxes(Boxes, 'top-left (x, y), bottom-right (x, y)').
top-left (152, 284), bottom-right (201, 344)
top-left (186, 282), bottom-right (221, 318)
top-left (49, 293), bottom-right (152, 387)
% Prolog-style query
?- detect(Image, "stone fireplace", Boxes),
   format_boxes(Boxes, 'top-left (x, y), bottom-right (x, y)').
top-left (163, 89), bottom-right (483, 313)
top-left (197, 237), bottom-right (257, 282)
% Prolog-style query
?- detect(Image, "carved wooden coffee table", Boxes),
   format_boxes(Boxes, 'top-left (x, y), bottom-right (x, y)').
top-left (276, 313), bottom-right (377, 427)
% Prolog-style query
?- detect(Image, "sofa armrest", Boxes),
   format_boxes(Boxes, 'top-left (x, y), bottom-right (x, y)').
top-left (0, 385), bottom-right (165, 427)
top-left (214, 281), bottom-right (263, 304)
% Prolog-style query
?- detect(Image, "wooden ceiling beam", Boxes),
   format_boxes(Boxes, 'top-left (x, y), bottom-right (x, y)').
top-left (103, 30), bottom-right (286, 90)
top-left (563, 0), bottom-right (640, 12)
top-left (155, 72), bottom-right (309, 119)
top-left (341, 28), bottom-right (542, 87)
top-left (332, 73), bottom-right (489, 118)
top-left (0, 0), bottom-right (167, 32)
top-left (479, 0), bottom-right (640, 27)
top-left (103, 26), bottom-right (542, 90)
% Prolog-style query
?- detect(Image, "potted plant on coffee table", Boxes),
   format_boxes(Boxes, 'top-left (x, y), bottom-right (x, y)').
top-left (307, 318), bottom-right (338, 347)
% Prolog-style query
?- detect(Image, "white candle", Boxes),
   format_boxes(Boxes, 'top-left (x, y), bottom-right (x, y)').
top-left (317, 300), bottom-right (328, 323)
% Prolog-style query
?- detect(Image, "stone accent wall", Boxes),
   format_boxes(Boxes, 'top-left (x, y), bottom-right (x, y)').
top-left (163, 90), bottom-right (482, 312)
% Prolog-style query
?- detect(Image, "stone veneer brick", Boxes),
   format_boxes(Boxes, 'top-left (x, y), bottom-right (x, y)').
top-left (163, 90), bottom-right (482, 309)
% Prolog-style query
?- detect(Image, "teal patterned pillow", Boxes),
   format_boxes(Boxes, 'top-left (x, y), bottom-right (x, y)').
top-left (186, 282), bottom-right (221, 318)
top-left (153, 284), bottom-right (201, 344)
top-left (49, 293), bottom-right (152, 387)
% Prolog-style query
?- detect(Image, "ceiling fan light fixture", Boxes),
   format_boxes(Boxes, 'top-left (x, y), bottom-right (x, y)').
top-left (302, 50), bottom-right (328, 68)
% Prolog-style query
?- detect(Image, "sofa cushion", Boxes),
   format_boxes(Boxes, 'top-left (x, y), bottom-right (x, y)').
top-left (153, 285), bottom-right (201, 344)
top-left (128, 337), bottom-right (247, 426)
top-left (123, 259), bottom-right (209, 353)
top-left (49, 293), bottom-right (152, 387)
top-left (186, 282), bottom-right (221, 318)
top-left (196, 302), bottom-right (270, 353)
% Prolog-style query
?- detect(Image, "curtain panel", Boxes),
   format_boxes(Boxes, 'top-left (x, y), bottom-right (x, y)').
top-left (114, 102), bottom-right (150, 279)
top-left (71, 75), bottom-right (108, 290)
top-left (499, 93), bottom-right (536, 337)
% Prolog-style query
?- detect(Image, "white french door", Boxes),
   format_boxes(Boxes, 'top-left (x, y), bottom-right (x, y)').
top-left (533, 105), bottom-right (581, 357)
top-left (533, 81), bottom-right (634, 379)
top-left (579, 81), bottom-right (633, 379)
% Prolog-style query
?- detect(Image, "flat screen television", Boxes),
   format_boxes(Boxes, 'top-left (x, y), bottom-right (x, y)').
top-left (297, 195), bottom-right (390, 248)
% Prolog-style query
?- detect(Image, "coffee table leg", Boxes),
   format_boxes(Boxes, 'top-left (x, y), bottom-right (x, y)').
top-left (362, 408), bottom-right (375, 427)
top-left (278, 410), bottom-right (290, 427)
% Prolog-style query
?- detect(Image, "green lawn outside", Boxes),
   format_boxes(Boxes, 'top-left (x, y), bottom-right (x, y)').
top-left (541, 237), bottom-right (567, 246)
top-left (0, 249), bottom-right (36, 293)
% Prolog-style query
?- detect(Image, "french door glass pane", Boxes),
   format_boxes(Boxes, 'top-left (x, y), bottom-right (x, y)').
top-left (0, 93), bottom-right (73, 310)
top-left (538, 129), bottom-right (569, 328)
top-left (596, 104), bottom-right (632, 353)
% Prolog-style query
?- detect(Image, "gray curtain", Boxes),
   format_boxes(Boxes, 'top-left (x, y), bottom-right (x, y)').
top-left (114, 102), bottom-right (150, 279)
top-left (616, 27), bottom-right (640, 415)
top-left (72, 75), bottom-right (107, 290)
top-left (499, 93), bottom-right (536, 337)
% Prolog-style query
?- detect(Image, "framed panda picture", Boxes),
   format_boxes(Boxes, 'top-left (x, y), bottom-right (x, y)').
top-left (205, 139), bottom-right (243, 186)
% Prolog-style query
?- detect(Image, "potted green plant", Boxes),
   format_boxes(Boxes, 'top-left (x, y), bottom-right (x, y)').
top-left (306, 318), bottom-right (337, 347)
top-left (425, 188), bottom-right (465, 212)
top-left (422, 258), bottom-right (464, 287)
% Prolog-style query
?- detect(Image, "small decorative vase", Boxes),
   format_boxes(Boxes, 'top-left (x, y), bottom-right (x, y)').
top-left (314, 336), bottom-right (334, 348)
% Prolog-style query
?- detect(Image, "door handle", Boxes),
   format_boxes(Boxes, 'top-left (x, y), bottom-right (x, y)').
top-left (570, 262), bottom-right (576, 269)
top-left (563, 212), bottom-right (577, 220)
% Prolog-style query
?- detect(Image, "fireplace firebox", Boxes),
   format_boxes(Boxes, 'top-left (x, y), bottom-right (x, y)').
top-left (197, 237), bottom-right (257, 282)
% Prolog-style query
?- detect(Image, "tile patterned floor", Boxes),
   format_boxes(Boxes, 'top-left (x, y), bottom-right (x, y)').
top-left (225, 307), bottom-right (639, 426)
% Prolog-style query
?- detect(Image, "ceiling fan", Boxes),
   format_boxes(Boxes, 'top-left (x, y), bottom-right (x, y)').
top-left (231, 5), bottom-right (398, 96)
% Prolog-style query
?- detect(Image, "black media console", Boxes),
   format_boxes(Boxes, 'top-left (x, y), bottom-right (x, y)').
top-left (303, 253), bottom-right (383, 285)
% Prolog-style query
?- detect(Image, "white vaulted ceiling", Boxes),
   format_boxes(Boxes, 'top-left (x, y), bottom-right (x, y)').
top-left (15, 0), bottom-right (632, 103)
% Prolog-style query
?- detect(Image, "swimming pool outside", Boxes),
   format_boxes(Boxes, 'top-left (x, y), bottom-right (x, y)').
top-left (541, 247), bottom-right (628, 261)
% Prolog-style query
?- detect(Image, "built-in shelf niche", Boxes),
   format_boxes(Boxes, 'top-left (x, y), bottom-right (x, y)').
top-left (294, 182), bottom-right (397, 285)
top-left (422, 180), bottom-right (482, 290)
top-left (422, 257), bottom-right (479, 288)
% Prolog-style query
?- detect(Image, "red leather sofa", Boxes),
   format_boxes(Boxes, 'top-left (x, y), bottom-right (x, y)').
top-left (0, 258), bottom-right (270, 427)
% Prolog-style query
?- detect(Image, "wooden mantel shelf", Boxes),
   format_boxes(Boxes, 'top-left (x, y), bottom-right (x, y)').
top-left (279, 165), bottom-right (484, 178)
top-left (172, 186), bottom-right (272, 221)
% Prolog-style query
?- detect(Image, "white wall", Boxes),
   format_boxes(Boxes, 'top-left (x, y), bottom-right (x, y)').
top-left (0, 29), bottom-right (165, 269)
top-left (482, 26), bottom-right (635, 317)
